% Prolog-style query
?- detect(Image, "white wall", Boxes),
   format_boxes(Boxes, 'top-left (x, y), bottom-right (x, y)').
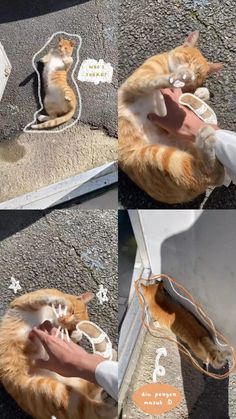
top-left (135, 210), bottom-right (236, 350)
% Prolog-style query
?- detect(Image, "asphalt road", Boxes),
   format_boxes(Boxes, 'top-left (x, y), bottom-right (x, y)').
top-left (0, 209), bottom-right (118, 418)
top-left (0, 0), bottom-right (117, 139)
top-left (119, 0), bottom-right (236, 209)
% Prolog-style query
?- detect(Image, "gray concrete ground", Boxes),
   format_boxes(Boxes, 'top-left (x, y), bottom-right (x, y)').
top-left (123, 329), bottom-right (236, 419)
top-left (119, 0), bottom-right (236, 209)
top-left (0, 123), bottom-right (117, 203)
top-left (0, 0), bottom-right (117, 204)
top-left (0, 209), bottom-right (118, 418)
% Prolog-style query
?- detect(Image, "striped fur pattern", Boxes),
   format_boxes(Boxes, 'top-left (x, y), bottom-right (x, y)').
top-left (141, 282), bottom-right (231, 368)
top-left (119, 31), bottom-right (224, 204)
top-left (0, 289), bottom-right (117, 419)
top-left (32, 38), bottom-right (77, 130)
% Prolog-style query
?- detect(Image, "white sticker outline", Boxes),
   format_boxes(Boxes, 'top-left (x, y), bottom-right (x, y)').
top-left (24, 31), bottom-right (82, 134)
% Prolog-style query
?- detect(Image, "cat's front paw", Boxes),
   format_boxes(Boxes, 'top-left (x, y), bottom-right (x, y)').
top-left (101, 390), bottom-right (117, 406)
top-left (194, 87), bottom-right (210, 102)
top-left (63, 56), bottom-right (73, 65)
top-left (169, 68), bottom-right (196, 88)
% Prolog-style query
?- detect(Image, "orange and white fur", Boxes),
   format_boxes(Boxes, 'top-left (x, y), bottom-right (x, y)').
top-left (119, 31), bottom-right (225, 204)
top-left (32, 38), bottom-right (77, 130)
top-left (141, 282), bottom-right (231, 369)
top-left (0, 289), bottom-right (117, 419)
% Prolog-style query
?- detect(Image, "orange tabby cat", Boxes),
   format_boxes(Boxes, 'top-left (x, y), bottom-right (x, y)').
top-left (119, 31), bottom-right (224, 204)
top-left (32, 38), bottom-right (77, 130)
top-left (141, 282), bottom-right (230, 368)
top-left (0, 289), bottom-right (117, 419)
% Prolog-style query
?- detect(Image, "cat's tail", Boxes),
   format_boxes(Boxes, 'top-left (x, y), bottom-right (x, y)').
top-left (31, 108), bottom-right (76, 130)
top-left (3, 374), bottom-right (116, 419)
top-left (200, 336), bottom-right (231, 369)
top-left (119, 116), bottom-right (224, 203)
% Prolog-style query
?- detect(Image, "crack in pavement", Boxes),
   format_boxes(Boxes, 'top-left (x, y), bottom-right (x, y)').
top-left (43, 213), bottom-right (103, 286)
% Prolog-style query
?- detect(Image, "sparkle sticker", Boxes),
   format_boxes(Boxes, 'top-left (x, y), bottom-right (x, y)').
top-left (8, 276), bottom-right (22, 294)
top-left (78, 59), bottom-right (113, 85)
top-left (96, 284), bottom-right (109, 304)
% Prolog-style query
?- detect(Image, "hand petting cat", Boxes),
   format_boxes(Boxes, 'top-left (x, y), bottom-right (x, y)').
top-left (29, 321), bottom-right (104, 384)
top-left (148, 88), bottom-right (218, 141)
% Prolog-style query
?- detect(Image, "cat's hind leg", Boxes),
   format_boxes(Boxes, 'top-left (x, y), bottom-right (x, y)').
top-left (200, 336), bottom-right (231, 369)
top-left (196, 125), bottom-right (217, 172)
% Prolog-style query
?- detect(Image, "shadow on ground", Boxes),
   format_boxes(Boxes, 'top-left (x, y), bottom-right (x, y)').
top-left (0, 0), bottom-right (91, 23)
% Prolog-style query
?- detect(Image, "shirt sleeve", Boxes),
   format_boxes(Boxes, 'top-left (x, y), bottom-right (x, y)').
top-left (215, 130), bottom-right (236, 184)
top-left (95, 360), bottom-right (118, 401)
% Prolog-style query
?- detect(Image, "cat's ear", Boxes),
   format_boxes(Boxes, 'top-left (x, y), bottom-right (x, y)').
top-left (207, 62), bottom-right (223, 74)
top-left (70, 40), bottom-right (76, 47)
top-left (77, 292), bottom-right (95, 304)
top-left (184, 30), bottom-right (199, 47)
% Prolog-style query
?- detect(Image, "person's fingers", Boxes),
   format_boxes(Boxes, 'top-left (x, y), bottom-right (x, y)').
top-left (39, 320), bottom-right (53, 334)
top-left (30, 327), bottom-right (52, 353)
top-left (173, 88), bottom-right (183, 98)
top-left (50, 327), bottom-right (59, 337)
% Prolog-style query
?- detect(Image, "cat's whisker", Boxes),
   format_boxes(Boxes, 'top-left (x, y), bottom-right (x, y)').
top-left (55, 326), bottom-right (61, 338)
top-left (58, 304), bottom-right (62, 317)
top-left (61, 328), bottom-right (64, 341)
top-left (62, 306), bottom-right (68, 316)
top-left (65, 328), bottom-right (70, 343)
top-left (51, 303), bottom-right (59, 319)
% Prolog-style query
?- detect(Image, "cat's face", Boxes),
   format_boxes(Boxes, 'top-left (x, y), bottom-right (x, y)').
top-left (58, 291), bottom-right (94, 332)
top-left (58, 38), bottom-right (75, 57)
top-left (169, 31), bottom-right (223, 90)
top-left (140, 282), bottom-right (162, 304)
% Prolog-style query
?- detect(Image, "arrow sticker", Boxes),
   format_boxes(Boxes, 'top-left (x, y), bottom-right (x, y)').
top-left (153, 347), bottom-right (167, 381)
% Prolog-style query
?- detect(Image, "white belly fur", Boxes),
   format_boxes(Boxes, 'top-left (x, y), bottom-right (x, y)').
top-left (43, 56), bottom-right (68, 113)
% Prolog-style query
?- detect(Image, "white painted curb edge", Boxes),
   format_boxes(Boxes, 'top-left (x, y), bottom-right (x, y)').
top-left (0, 161), bottom-right (117, 209)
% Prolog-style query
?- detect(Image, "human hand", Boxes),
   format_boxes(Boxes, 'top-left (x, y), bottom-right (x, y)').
top-left (148, 88), bottom-right (218, 141)
top-left (29, 321), bottom-right (104, 384)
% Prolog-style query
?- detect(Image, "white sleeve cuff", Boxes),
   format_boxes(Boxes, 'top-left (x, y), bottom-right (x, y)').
top-left (95, 360), bottom-right (118, 401)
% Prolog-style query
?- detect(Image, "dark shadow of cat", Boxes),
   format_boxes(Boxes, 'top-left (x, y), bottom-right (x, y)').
top-left (19, 61), bottom-right (45, 112)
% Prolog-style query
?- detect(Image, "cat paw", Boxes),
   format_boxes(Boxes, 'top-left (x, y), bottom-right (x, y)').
top-left (37, 115), bottom-right (50, 122)
top-left (101, 390), bottom-right (117, 406)
top-left (194, 87), bottom-right (210, 102)
top-left (71, 329), bottom-right (83, 343)
top-left (196, 125), bottom-right (216, 170)
top-left (63, 56), bottom-right (73, 64)
top-left (211, 347), bottom-right (232, 369)
top-left (169, 68), bottom-right (196, 88)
